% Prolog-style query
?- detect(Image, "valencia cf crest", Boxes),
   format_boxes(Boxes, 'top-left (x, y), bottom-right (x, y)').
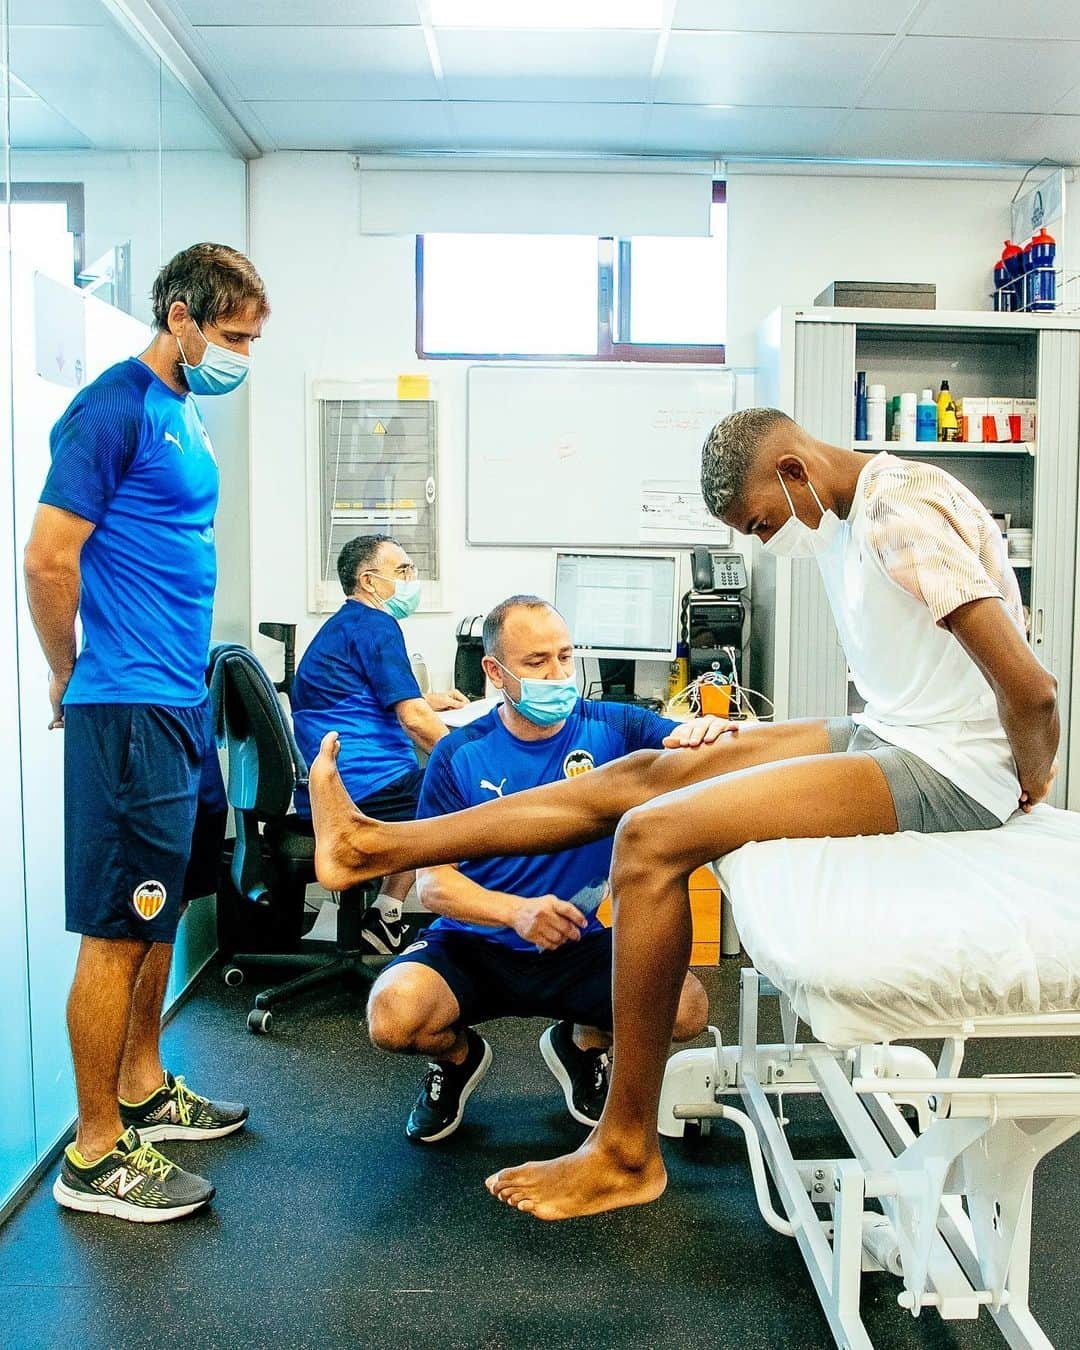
top-left (563, 748), bottom-right (595, 779)
top-left (132, 880), bottom-right (167, 921)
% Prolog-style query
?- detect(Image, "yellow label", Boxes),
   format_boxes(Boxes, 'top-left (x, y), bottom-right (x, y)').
top-left (372, 421), bottom-right (386, 435)
top-left (396, 374), bottom-right (430, 400)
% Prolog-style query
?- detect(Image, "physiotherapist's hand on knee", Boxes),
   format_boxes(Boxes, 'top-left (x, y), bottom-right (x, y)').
top-left (663, 715), bottom-right (739, 750)
top-left (512, 895), bottom-right (588, 951)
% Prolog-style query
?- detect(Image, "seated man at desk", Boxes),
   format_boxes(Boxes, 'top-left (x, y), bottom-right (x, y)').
top-left (365, 595), bottom-right (718, 1143)
top-left (290, 533), bottom-right (465, 954)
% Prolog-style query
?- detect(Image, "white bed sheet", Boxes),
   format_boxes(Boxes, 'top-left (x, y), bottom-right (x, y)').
top-left (717, 804), bottom-right (1080, 1047)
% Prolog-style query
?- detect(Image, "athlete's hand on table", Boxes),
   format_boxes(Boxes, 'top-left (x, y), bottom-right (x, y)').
top-left (512, 895), bottom-right (587, 951)
top-left (48, 670), bottom-right (70, 730)
top-left (425, 689), bottom-right (469, 712)
top-left (663, 715), bottom-right (739, 749)
top-left (1019, 758), bottom-right (1057, 812)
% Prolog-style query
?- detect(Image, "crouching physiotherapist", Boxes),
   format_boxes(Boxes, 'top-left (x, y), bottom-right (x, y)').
top-left (24, 243), bottom-right (270, 1222)
top-left (366, 595), bottom-right (717, 1143)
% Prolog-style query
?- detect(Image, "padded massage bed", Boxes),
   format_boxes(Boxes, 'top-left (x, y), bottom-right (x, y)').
top-left (659, 804), bottom-right (1080, 1349)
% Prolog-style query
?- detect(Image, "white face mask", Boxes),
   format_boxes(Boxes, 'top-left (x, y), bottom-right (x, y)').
top-left (762, 470), bottom-right (842, 558)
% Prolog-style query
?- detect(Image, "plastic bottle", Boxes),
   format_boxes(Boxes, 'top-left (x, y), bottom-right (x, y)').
top-left (1026, 227), bottom-right (1056, 312)
top-left (937, 380), bottom-right (959, 442)
top-left (916, 389), bottom-right (937, 441)
top-left (854, 371), bottom-right (868, 441)
top-left (999, 239), bottom-right (1023, 313)
top-left (899, 392), bottom-right (917, 446)
top-left (888, 395), bottom-right (901, 440)
top-left (867, 384), bottom-right (886, 443)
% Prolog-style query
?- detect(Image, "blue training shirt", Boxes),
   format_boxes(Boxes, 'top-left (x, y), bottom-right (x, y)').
top-left (41, 358), bottom-right (219, 707)
top-left (291, 600), bottom-right (422, 815)
top-left (418, 698), bottom-right (677, 951)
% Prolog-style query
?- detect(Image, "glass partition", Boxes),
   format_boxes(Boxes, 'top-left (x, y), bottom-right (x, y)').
top-left (1, 0), bottom-right (248, 1214)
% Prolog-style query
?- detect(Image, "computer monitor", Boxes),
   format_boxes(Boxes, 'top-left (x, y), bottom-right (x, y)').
top-left (553, 550), bottom-right (681, 661)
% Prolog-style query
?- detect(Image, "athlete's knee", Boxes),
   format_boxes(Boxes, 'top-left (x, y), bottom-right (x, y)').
top-left (366, 981), bottom-right (430, 1053)
top-left (672, 975), bottom-right (709, 1042)
top-left (613, 800), bottom-right (684, 874)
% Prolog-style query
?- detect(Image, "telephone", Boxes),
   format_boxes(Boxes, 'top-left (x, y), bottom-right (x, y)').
top-left (691, 547), bottom-right (748, 594)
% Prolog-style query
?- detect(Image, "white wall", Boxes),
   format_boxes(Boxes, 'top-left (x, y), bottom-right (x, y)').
top-left (248, 153), bottom-right (1028, 686)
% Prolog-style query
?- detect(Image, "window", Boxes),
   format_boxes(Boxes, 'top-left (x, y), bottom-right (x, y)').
top-left (310, 387), bottom-right (440, 613)
top-left (416, 184), bottom-right (726, 363)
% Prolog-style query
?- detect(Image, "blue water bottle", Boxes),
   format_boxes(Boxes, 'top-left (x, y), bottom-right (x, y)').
top-left (854, 371), bottom-right (868, 441)
top-left (1027, 228), bottom-right (1056, 312)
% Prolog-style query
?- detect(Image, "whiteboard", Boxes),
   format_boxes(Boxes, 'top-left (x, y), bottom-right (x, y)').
top-left (466, 364), bottom-right (744, 547)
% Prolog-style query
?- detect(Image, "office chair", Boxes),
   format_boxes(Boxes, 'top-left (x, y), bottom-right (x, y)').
top-left (209, 634), bottom-right (382, 1034)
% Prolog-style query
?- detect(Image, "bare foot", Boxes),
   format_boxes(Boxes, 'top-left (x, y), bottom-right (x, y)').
top-left (309, 732), bottom-right (388, 889)
top-left (485, 1138), bottom-right (667, 1221)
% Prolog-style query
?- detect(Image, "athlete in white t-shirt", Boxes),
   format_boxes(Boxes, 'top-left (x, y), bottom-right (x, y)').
top-left (308, 407), bottom-right (1059, 1223)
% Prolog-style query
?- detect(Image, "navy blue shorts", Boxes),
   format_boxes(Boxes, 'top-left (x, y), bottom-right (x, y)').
top-left (64, 703), bottom-right (207, 943)
top-left (357, 767), bottom-right (424, 824)
top-left (387, 925), bottom-right (614, 1030)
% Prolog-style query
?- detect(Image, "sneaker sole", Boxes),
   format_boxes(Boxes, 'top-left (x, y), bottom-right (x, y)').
top-left (539, 1026), bottom-right (600, 1127)
top-left (407, 1039), bottom-right (493, 1144)
top-left (53, 1177), bottom-right (213, 1223)
top-left (128, 1117), bottom-right (247, 1143)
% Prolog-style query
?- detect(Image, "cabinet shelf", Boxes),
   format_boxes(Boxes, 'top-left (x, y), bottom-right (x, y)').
top-left (852, 441), bottom-right (1035, 456)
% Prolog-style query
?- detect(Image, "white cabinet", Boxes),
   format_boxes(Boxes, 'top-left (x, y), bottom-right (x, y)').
top-left (755, 307), bottom-right (1080, 810)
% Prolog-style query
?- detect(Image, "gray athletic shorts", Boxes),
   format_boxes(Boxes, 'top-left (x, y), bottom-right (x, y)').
top-left (825, 717), bottom-right (1001, 834)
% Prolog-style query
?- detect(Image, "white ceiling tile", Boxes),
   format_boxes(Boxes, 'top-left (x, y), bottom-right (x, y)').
top-left (1046, 81), bottom-right (1080, 116)
top-left (658, 31), bottom-right (890, 106)
top-left (450, 101), bottom-right (648, 152)
top-left (863, 37), bottom-right (1080, 114)
top-left (1008, 115), bottom-right (1080, 166)
top-left (194, 25), bottom-right (439, 100)
top-left (673, 0), bottom-right (913, 34)
top-left (437, 29), bottom-right (658, 103)
top-left (913, 0), bottom-right (1080, 41)
top-left (249, 99), bottom-right (453, 150)
top-left (645, 104), bottom-right (848, 156)
top-left (9, 98), bottom-right (92, 150)
top-left (829, 109), bottom-right (1042, 162)
top-left (177, 1), bottom-right (421, 24)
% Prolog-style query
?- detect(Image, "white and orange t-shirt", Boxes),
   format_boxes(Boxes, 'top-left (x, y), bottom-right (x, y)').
top-left (817, 453), bottom-right (1024, 822)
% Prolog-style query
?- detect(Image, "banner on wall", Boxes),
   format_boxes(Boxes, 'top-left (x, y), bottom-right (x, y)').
top-left (34, 271), bottom-right (87, 390)
top-left (1011, 168), bottom-right (1065, 243)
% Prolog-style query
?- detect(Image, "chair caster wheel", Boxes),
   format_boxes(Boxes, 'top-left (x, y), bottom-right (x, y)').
top-left (682, 1120), bottom-right (703, 1141)
top-left (224, 967), bottom-right (244, 987)
top-left (247, 1009), bottom-right (273, 1034)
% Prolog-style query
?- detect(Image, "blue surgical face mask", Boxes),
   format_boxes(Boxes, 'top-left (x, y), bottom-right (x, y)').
top-left (367, 574), bottom-right (421, 620)
top-left (494, 658), bottom-right (578, 727)
top-left (177, 324), bottom-right (250, 396)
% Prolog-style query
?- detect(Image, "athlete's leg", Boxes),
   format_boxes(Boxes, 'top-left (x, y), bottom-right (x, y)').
top-left (367, 961), bottom-right (467, 1062)
top-left (117, 941), bottom-right (174, 1102)
top-left (486, 750), bottom-right (898, 1220)
top-left (311, 720), bottom-right (833, 890)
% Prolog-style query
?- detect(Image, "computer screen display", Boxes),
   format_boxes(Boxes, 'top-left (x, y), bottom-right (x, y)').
top-left (553, 551), bottom-right (680, 660)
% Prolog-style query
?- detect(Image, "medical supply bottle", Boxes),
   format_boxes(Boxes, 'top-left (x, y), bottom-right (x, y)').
top-left (867, 384), bottom-right (886, 443)
top-left (916, 389), bottom-right (937, 442)
top-left (854, 371), bottom-right (868, 441)
top-left (898, 392), bottom-right (917, 445)
top-left (937, 381), bottom-right (959, 442)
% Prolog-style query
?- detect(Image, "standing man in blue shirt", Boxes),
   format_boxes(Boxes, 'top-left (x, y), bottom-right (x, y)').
top-left (291, 533), bottom-right (466, 956)
top-left (24, 243), bottom-right (269, 1222)
top-left (365, 596), bottom-right (715, 1144)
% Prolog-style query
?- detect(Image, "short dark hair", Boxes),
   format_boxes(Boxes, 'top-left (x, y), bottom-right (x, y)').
top-left (701, 407), bottom-right (795, 518)
top-left (337, 534), bottom-right (396, 595)
top-left (151, 242), bottom-right (270, 332)
top-left (482, 595), bottom-right (557, 663)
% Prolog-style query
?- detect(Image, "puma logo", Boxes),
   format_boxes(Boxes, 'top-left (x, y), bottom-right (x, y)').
top-left (164, 432), bottom-right (184, 454)
top-left (480, 777), bottom-right (507, 798)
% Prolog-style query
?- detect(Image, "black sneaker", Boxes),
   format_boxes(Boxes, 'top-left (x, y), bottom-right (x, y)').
top-left (360, 907), bottom-right (412, 958)
top-left (540, 1020), bottom-right (610, 1126)
top-left (119, 1071), bottom-right (248, 1142)
top-left (406, 1029), bottom-right (492, 1144)
top-left (53, 1128), bottom-right (214, 1223)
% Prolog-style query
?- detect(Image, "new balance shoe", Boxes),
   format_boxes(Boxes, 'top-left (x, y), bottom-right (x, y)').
top-left (120, 1071), bottom-right (248, 1142)
top-left (360, 907), bottom-right (412, 958)
top-left (53, 1128), bottom-right (214, 1223)
top-left (540, 1020), bottom-right (610, 1126)
top-left (405, 1029), bottom-right (492, 1144)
